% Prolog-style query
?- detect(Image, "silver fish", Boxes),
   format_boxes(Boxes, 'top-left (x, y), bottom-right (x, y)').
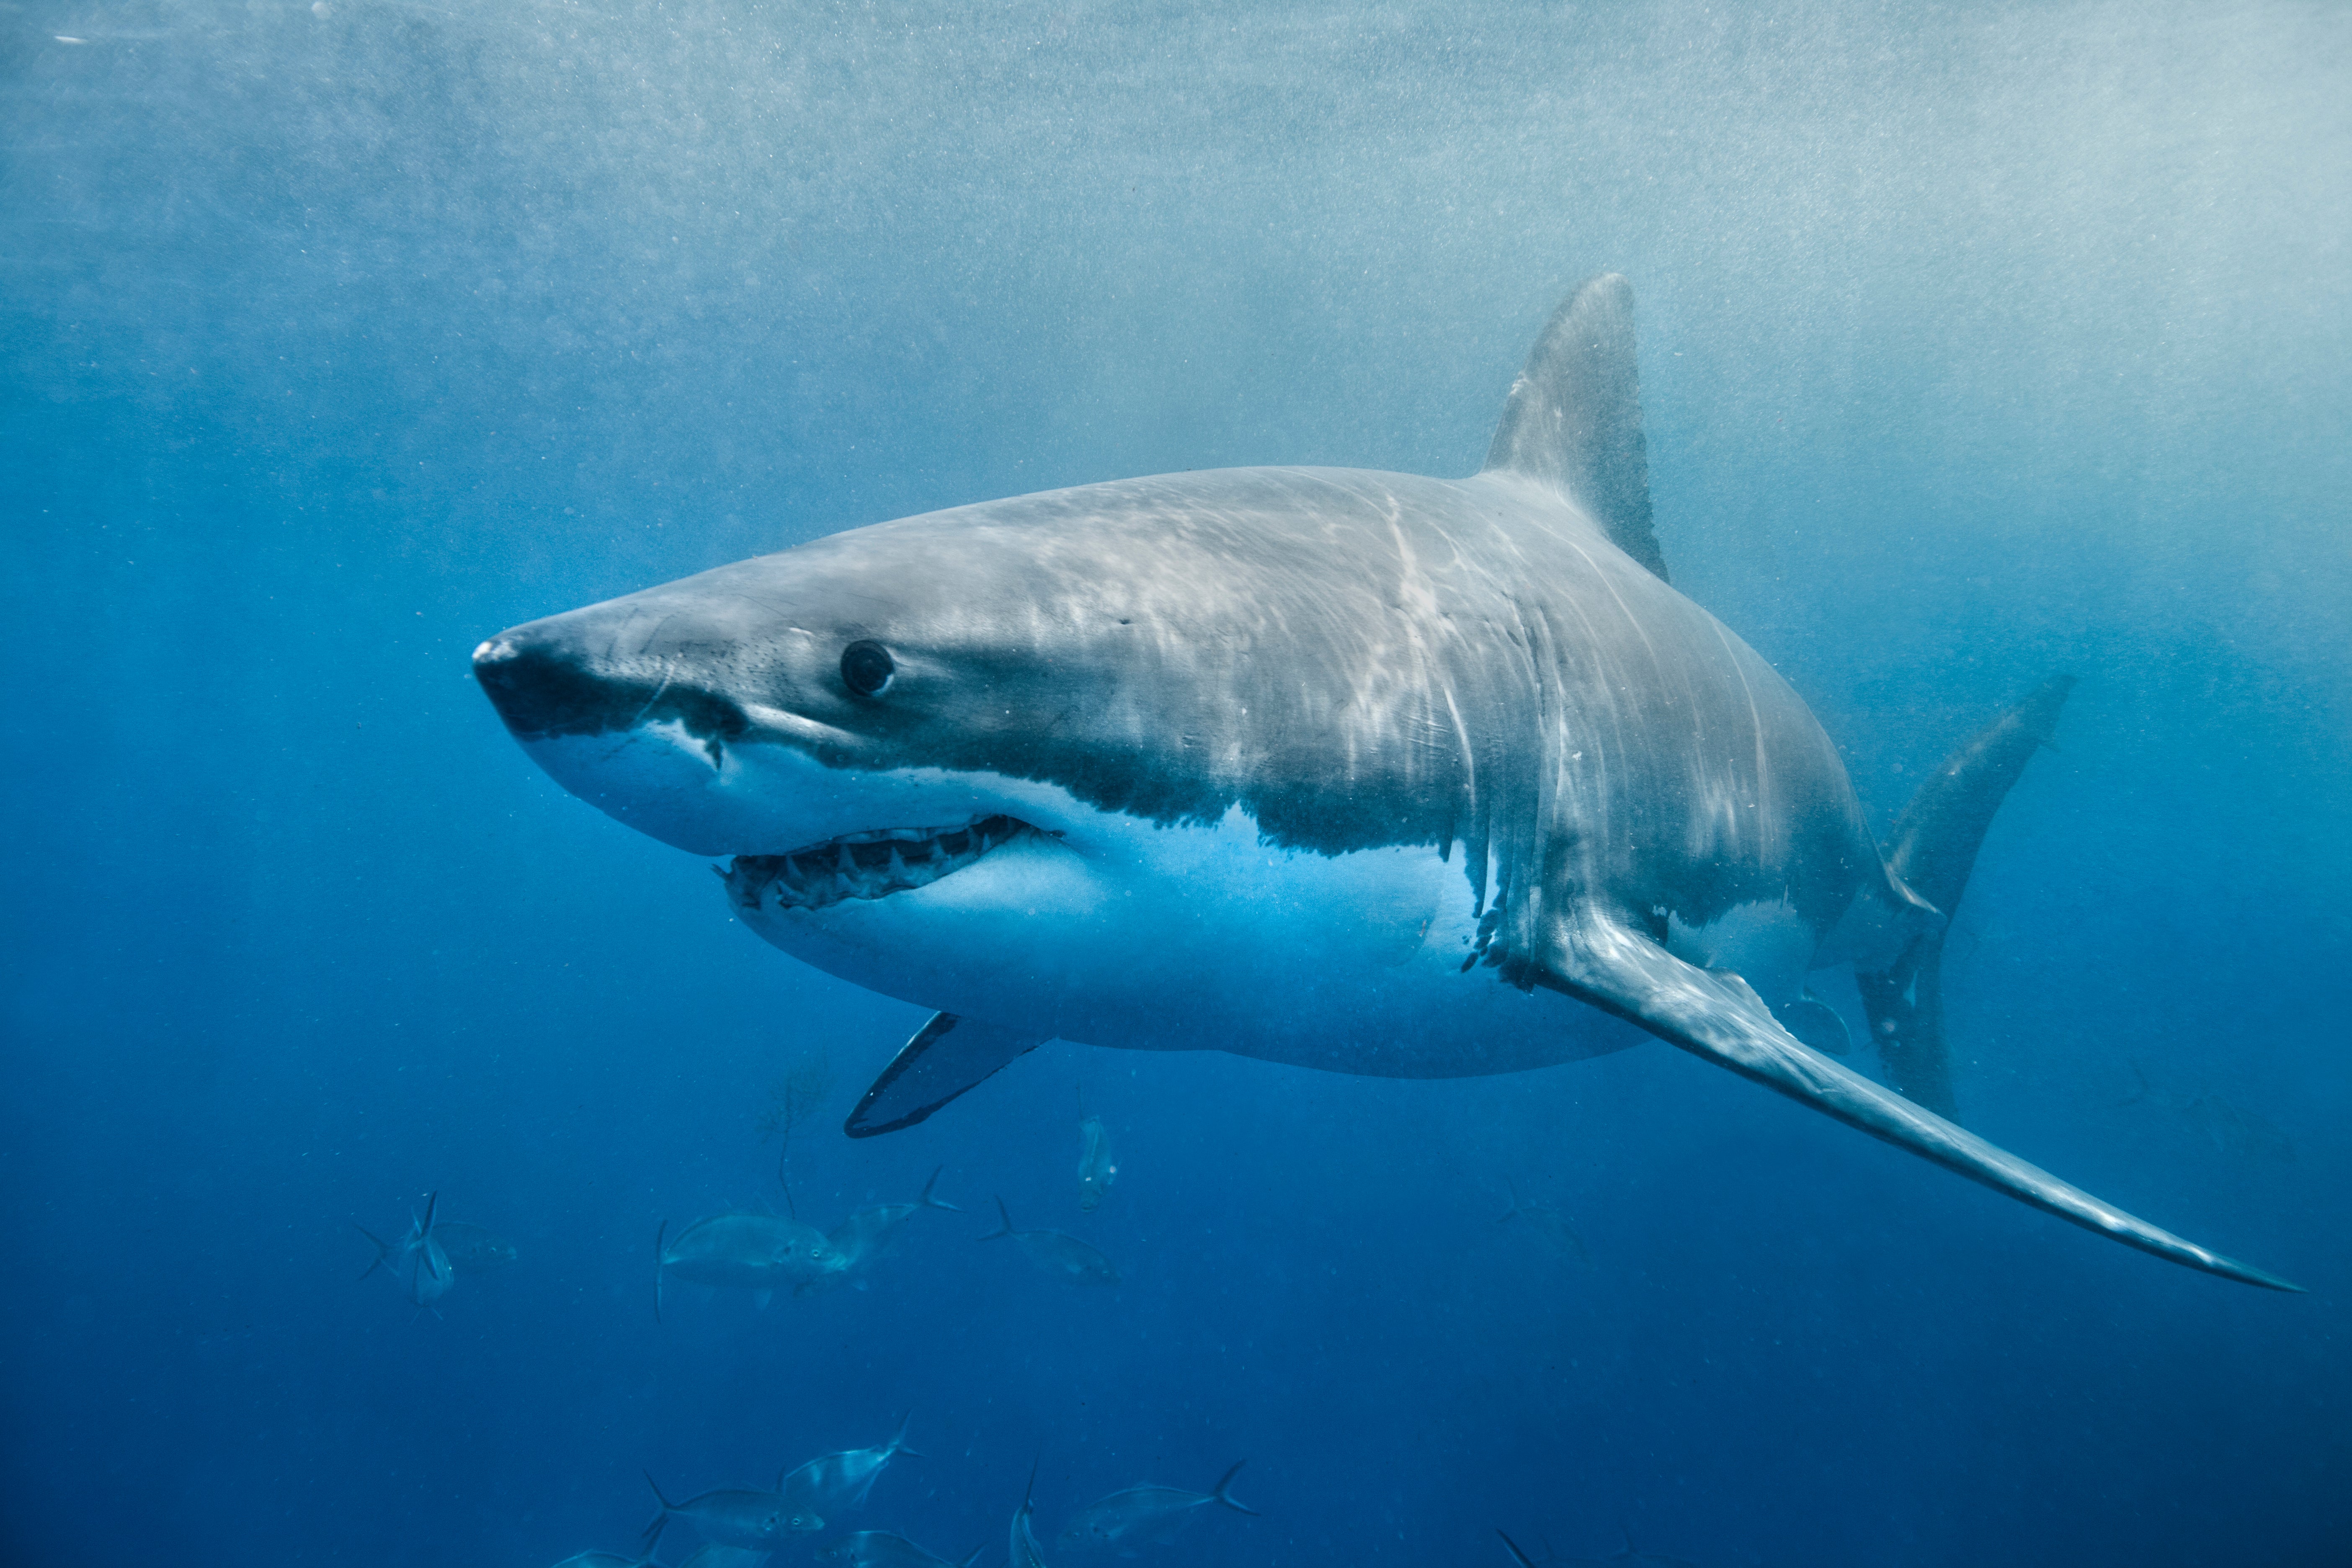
top-left (781, 1413), bottom-right (920, 1516)
top-left (1011, 1460), bottom-right (1047, 1568)
top-left (1057, 1460), bottom-right (1257, 1552)
top-left (643, 1473), bottom-right (821, 1552)
top-left (1497, 1183), bottom-right (1589, 1264)
top-left (1498, 1528), bottom-right (1702, 1567)
top-left (818, 1531), bottom-right (983, 1568)
top-left (2120, 1064), bottom-right (2296, 1163)
top-left (1076, 1094), bottom-right (1115, 1212)
top-left (804, 1169), bottom-right (962, 1292)
top-left (433, 1220), bottom-right (518, 1273)
top-left (356, 1191), bottom-right (450, 1310)
top-left (981, 1198), bottom-right (1119, 1287)
top-left (656, 1212), bottom-right (849, 1318)
top-left (680, 1546), bottom-right (775, 1568)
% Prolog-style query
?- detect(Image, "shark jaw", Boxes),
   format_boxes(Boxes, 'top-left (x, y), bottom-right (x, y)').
top-left (718, 815), bottom-right (1048, 915)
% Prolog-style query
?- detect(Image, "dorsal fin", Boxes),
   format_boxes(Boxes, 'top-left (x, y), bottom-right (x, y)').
top-left (1481, 273), bottom-right (1666, 581)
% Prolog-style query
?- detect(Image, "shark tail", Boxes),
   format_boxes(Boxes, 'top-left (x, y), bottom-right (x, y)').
top-left (981, 1196), bottom-right (1015, 1241)
top-left (1496, 1529), bottom-right (1540, 1567)
top-left (918, 1165), bottom-right (962, 1212)
top-left (1211, 1460), bottom-right (1259, 1516)
top-left (1857, 675), bottom-right (2075, 1120)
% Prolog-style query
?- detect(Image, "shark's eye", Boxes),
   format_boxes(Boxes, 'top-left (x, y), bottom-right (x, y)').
top-left (840, 639), bottom-right (895, 696)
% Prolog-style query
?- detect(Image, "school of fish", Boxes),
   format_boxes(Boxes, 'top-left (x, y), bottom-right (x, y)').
top-left (353, 1096), bottom-right (1650, 1561)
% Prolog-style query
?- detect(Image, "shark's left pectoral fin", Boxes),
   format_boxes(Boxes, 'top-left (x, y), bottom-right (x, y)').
top-left (1539, 911), bottom-right (2301, 1291)
top-left (844, 1012), bottom-right (1049, 1139)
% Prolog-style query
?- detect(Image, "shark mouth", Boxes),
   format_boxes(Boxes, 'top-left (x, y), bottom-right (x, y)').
top-left (719, 815), bottom-right (1041, 915)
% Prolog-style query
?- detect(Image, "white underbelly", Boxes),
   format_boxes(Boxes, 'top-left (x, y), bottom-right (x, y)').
top-left (738, 798), bottom-right (1646, 1079)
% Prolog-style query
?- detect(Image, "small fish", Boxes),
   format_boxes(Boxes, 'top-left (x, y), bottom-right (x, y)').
top-left (2120, 1064), bottom-right (2295, 1163)
top-left (1497, 1528), bottom-right (1702, 1566)
top-left (1057, 1460), bottom-right (1257, 1552)
top-left (1011, 1459), bottom-right (1048, 1568)
top-left (643, 1473), bottom-right (821, 1552)
top-left (781, 1413), bottom-right (921, 1516)
top-left (656, 1212), bottom-right (849, 1319)
top-left (818, 1531), bottom-right (983, 1568)
top-left (356, 1191), bottom-right (451, 1309)
top-left (1497, 1182), bottom-right (1589, 1264)
top-left (1077, 1088), bottom-right (1116, 1212)
top-left (679, 1546), bottom-right (775, 1568)
top-left (805, 1169), bottom-right (962, 1291)
top-left (981, 1198), bottom-right (1120, 1287)
top-left (433, 1220), bottom-right (518, 1273)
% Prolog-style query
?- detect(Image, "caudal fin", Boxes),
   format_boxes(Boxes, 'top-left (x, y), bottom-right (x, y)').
top-left (1496, 1529), bottom-right (1541, 1566)
top-left (640, 1471), bottom-right (677, 1550)
top-left (1212, 1459), bottom-right (1259, 1516)
top-left (981, 1196), bottom-right (1015, 1241)
top-left (353, 1225), bottom-right (390, 1282)
top-left (1009, 1453), bottom-right (1042, 1566)
top-left (1858, 675), bottom-right (2075, 1119)
top-left (887, 1410), bottom-right (923, 1461)
top-left (918, 1166), bottom-right (962, 1212)
top-left (416, 1192), bottom-right (443, 1280)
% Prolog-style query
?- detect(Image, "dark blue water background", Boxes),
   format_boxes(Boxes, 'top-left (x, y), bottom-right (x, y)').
top-left (5, 3), bottom-right (2347, 1563)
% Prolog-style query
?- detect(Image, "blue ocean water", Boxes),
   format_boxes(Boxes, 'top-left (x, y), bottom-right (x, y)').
top-left (4, 3), bottom-right (2347, 1563)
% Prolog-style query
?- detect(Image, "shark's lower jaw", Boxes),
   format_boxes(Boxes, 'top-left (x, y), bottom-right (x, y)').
top-left (720, 814), bottom-right (1041, 914)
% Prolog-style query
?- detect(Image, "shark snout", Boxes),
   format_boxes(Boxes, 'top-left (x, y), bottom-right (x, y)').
top-left (472, 625), bottom-right (751, 750)
top-left (472, 631), bottom-right (617, 739)
top-left (471, 612), bottom-right (930, 859)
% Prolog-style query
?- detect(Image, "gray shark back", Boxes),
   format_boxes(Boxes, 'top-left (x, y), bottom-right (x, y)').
top-left (539, 459), bottom-right (1879, 944)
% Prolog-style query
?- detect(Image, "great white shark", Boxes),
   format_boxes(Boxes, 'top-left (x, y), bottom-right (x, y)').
top-left (474, 276), bottom-right (2295, 1291)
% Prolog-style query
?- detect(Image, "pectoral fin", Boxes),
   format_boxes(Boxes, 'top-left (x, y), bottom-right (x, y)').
top-left (844, 1013), bottom-right (1048, 1138)
top-left (1538, 908), bottom-right (2299, 1291)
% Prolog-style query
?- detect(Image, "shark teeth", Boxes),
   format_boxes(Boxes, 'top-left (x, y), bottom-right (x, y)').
top-left (719, 815), bottom-right (1036, 914)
